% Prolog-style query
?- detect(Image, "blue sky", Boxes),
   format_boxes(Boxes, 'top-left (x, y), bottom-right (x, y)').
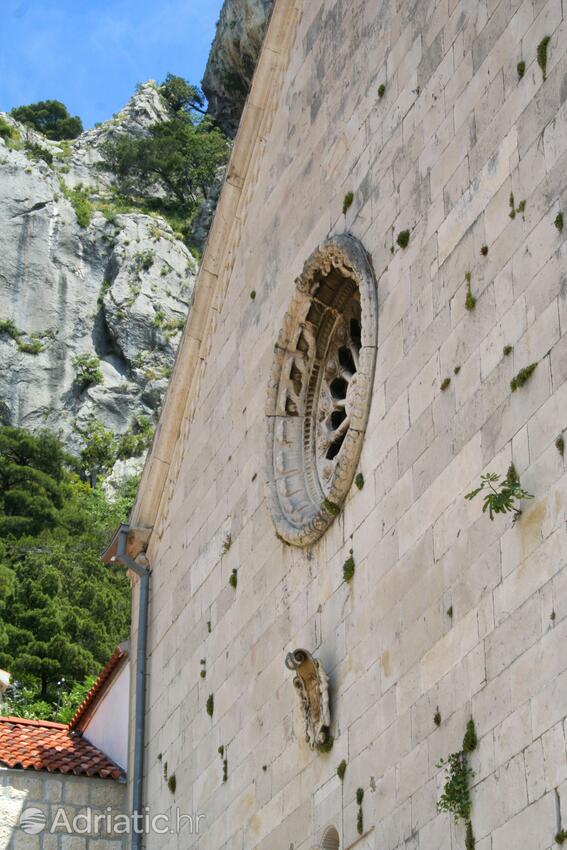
top-left (0, 0), bottom-right (224, 128)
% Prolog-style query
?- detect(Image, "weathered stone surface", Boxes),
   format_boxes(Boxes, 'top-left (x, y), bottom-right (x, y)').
top-left (0, 87), bottom-right (196, 457)
top-left (202, 0), bottom-right (274, 137)
top-left (135, 2), bottom-right (567, 850)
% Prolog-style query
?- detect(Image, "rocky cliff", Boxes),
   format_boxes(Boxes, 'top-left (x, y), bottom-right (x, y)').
top-left (0, 84), bottom-right (197, 463)
top-left (202, 0), bottom-right (274, 137)
top-left (0, 1), bottom-right (274, 470)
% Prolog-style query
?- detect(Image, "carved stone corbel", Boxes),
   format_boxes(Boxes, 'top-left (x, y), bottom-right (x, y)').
top-left (285, 649), bottom-right (331, 751)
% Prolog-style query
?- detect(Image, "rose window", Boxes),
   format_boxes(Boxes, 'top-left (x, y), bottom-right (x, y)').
top-left (266, 235), bottom-right (378, 547)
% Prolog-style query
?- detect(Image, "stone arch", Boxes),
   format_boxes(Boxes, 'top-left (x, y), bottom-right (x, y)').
top-left (320, 824), bottom-right (340, 850)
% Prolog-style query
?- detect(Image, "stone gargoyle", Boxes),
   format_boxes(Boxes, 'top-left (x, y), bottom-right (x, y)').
top-left (285, 648), bottom-right (331, 751)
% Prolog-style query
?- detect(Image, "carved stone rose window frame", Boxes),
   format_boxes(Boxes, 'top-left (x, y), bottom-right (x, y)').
top-left (266, 235), bottom-right (378, 547)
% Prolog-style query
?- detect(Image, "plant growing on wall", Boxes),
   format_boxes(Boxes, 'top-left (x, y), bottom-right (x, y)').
top-left (511, 362), bottom-right (537, 391)
top-left (465, 464), bottom-right (532, 523)
top-left (356, 788), bottom-right (364, 835)
top-left (537, 35), bottom-right (551, 80)
top-left (437, 719), bottom-right (478, 848)
top-left (464, 273), bottom-right (476, 311)
top-left (337, 760), bottom-right (347, 781)
top-left (343, 551), bottom-right (355, 583)
top-left (437, 751), bottom-right (473, 820)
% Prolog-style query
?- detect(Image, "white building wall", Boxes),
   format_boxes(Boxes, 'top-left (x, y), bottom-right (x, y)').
top-left (83, 662), bottom-right (130, 770)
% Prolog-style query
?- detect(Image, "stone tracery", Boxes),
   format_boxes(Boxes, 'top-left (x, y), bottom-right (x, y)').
top-left (266, 235), bottom-right (378, 546)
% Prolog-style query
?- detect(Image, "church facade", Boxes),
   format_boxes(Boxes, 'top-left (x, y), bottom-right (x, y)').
top-left (124, 0), bottom-right (567, 847)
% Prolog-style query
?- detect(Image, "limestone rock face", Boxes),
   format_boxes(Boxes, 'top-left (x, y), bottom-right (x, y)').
top-left (0, 91), bottom-right (196, 456)
top-left (202, 0), bottom-right (274, 137)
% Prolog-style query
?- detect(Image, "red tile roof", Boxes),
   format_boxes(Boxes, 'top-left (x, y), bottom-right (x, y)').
top-left (0, 716), bottom-right (123, 780)
top-left (70, 644), bottom-right (128, 731)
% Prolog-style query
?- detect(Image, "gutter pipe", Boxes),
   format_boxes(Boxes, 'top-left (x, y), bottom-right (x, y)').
top-left (116, 525), bottom-right (150, 850)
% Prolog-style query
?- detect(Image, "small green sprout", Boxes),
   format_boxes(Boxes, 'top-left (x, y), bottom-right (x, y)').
top-left (342, 192), bottom-right (354, 215)
top-left (465, 277), bottom-right (476, 311)
top-left (465, 820), bottom-right (475, 850)
top-left (167, 774), bottom-right (176, 794)
top-left (357, 808), bottom-right (364, 835)
top-left (510, 362), bottom-right (537, 391)
top-left (218, 745), bottom-right (224, 757)
top-left (206, 694), bottom-right (214, 717)
top-left (322, 498), bottom-right (341, 517)
top-left (378, 84), bottom-right (386, 98)
top-left (503, 344), bottom-right (513, 356)
top-left (229, 569), bottom-right (238, 589)
top-left (434, 707), bottom-right (442, 727)
top-left (517, 60), bottom-right (526, 79)
top-left (343, 552), bottom-right (355, 583)
top-left (509, 192), bottom-right (516, 219)
top-left (554, 212), bottom-right (564, 232)
top-left (250, 290), bottom-right (256, 300)
top-left (555, 830), bottom-right (567, 844)
top-left (454, 366), bottom-right (461, 375)
top-left (447, 605), bottom-right (453, 618)
top-left (440, 377), bottom-right (451, 391)
top-left (356, 787), bottom-right (364, 806)
top-left (337, 760), bottom-right (347, 781)
top-left (396, 229), bottom-right (410, 249)
top-left (556, 435), bottom-right (565, 457)
top-left (480, 245), bottom-right (488, 256)
top-left (537, 35), bottom-right (550, 80)
top-left (462, 718), bottom-right (478, 753)
top-left (355, 472), bottom-right (364, 490)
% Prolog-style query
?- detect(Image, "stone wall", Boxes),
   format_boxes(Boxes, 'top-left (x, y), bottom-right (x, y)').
top-left (0, 770), bottom-right (127, 850)
top-left (138, 1), bottom-right (567, 849)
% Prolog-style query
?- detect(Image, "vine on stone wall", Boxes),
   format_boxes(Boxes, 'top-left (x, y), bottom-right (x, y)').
top-left (436, 718), bottom-right (477, 848)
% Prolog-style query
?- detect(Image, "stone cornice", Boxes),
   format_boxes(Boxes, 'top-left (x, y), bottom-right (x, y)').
top-left (129, 0), bottom-right (301, 546)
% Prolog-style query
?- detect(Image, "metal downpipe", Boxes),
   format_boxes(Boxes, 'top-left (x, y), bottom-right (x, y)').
top-left (116, 526), bottom-right (150, 850)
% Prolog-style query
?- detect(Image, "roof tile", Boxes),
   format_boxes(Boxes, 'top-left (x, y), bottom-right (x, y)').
top-left (0, 716), bottom-right (123, 780)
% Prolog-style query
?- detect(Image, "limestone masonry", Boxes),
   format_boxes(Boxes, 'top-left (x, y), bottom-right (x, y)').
top-left (128, 0), bottom-right (567, 848)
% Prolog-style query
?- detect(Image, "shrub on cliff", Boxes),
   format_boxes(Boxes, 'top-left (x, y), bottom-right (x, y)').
top-left (11, 100), bottom-right (83, 140)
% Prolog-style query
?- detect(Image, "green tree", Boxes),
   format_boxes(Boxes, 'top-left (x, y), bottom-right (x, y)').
top-left (160, 74), bottom-right (206, 116)
top-left (0, 427), bottom-right (67, 537)
top-left (72, 353), bottom-right (103, 390)
top-left (101, 116), bottom-right (228, 214)
top-left (0, 426), bottom-right (133, 709)
top-left (76, 418), bottom-right (117, 486)
top-left (11, 100), bottom-right (83, 141)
